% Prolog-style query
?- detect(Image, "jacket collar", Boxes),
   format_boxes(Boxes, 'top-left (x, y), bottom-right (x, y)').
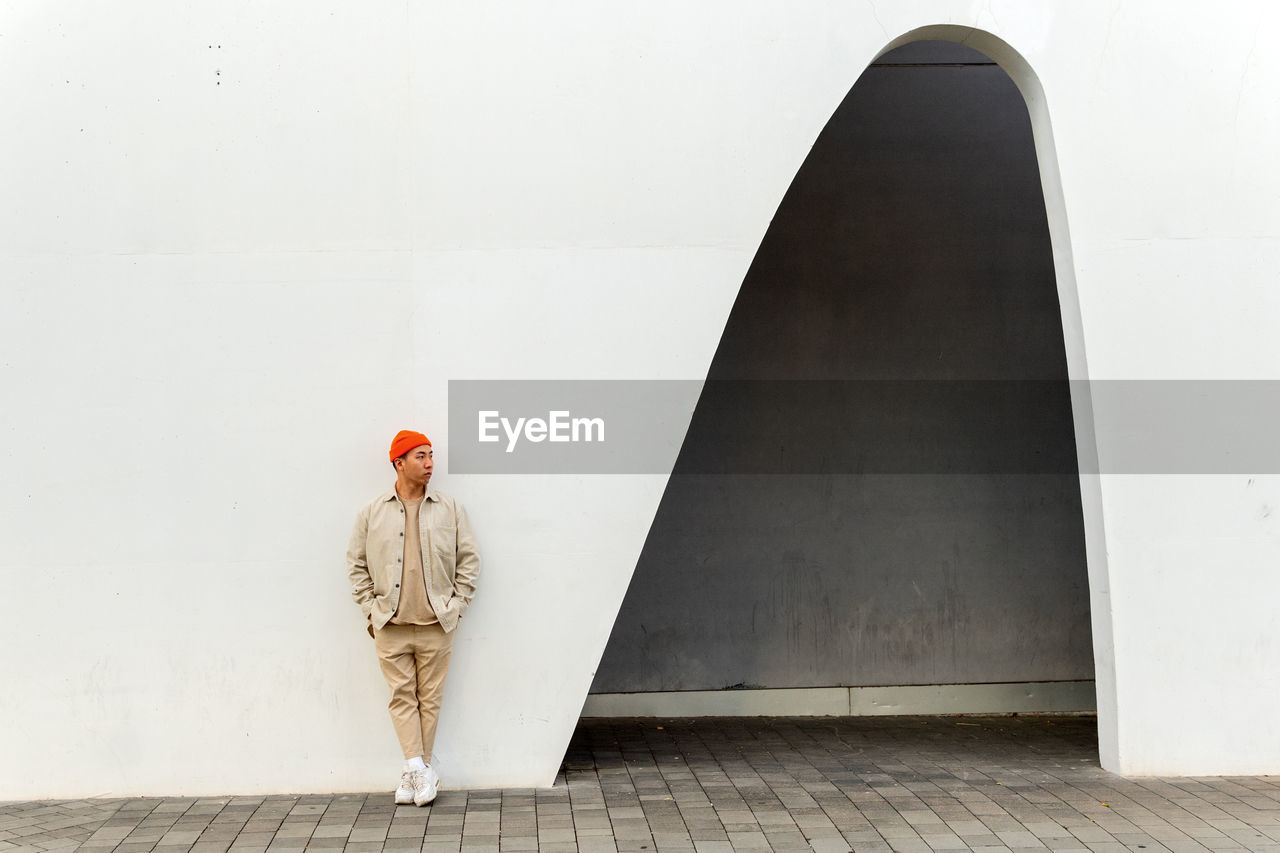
top-left (381, 485), bottom-right (438, 503)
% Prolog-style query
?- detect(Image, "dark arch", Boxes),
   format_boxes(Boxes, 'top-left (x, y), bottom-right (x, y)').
top-left (591, 36), bottom-right (1110, 748)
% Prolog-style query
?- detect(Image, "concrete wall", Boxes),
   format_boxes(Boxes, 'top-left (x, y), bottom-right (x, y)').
top-left (3, 2), bottom-right (1280, 795)
top-left (592, 42), bottom-right (1094, 696)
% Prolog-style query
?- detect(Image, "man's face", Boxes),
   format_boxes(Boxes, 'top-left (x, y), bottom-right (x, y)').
top-left (396, 444), bottom-right (433, 486)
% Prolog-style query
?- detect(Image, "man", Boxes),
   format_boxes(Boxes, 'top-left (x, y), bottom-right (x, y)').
top-left (346, 429), bottom-right (480, 806)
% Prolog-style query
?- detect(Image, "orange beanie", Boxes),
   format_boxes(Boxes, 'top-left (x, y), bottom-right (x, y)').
top-left (389, 429), bottom-right (432, 462)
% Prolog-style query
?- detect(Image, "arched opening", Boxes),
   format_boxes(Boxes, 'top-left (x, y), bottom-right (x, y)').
top-left (585, 31), bottom-right (1115, 767)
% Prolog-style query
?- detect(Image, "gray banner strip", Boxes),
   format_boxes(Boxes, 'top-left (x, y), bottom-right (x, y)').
top-left (447, 380), bottom-right (1280, 474)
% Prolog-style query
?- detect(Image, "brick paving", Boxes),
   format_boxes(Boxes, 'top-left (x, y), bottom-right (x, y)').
top-left (3, 715), bottom-right (1279, 853)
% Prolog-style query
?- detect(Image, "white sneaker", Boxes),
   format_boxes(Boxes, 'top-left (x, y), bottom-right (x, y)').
top-left (412, 764), bottom-right (440, 806)
top-left (393, 771), bottom-right (415, 805)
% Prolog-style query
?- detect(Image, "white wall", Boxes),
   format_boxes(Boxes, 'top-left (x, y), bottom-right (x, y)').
top-left (2, 0), bottom-right (1279, 795)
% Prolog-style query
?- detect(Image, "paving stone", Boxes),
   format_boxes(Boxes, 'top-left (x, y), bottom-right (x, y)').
top-left (337, 843), bottom-right (380, 853)
top-left (190, 843), bottom-right (232, 853)
top-left (422, 835), bottom-right (463, 850)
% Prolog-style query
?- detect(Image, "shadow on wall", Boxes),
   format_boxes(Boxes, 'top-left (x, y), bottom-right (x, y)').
top-left (591, 40), bottom-right (1093, 696)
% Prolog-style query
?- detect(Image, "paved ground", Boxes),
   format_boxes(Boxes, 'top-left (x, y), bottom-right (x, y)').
top-left (4, 715), bottom-right (1279, 853)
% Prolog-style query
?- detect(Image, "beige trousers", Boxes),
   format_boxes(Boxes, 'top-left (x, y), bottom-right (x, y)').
top-left (373, 622), bottom-right (454, 760)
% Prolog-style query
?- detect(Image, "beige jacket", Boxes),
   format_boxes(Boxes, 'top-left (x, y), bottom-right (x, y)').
top-left (346, 486), bottom-right (480, 636)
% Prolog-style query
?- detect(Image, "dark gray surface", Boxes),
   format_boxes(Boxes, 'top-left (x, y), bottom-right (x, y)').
top-left (591, 43), bottom-right (1092, 694)
top-left (872, 40), bottom-right (994, 65)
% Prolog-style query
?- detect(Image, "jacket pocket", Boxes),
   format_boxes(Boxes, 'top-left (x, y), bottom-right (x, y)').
top-left (434, 524), bottom-right (456, 558)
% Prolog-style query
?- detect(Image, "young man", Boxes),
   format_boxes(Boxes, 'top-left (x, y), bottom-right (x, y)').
top-left (346, 430), bottom-right (480, 806)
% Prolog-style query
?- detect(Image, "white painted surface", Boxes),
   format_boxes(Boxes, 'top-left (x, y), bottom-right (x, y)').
top-left (3, 0), bottom-right (1280, 795)
top-left (583, 682), bottom-right (1097, 718)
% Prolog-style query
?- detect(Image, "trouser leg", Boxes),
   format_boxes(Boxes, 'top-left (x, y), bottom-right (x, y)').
top-left (414, 623), bottom-right (454, 761)
top-left (373, 623), bottom-right (425, 759)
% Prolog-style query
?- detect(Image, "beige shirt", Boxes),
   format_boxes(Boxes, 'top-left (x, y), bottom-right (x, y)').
top-left (390, 496), bottom-right (438, 625)
top-left (347, 486), bottom-right (479, 636)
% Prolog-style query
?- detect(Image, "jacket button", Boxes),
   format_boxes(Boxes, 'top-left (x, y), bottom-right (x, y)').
top-left (395, 583), bottom-right (400, 588)
top-left (399, 532), bottom-right (403, 536)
